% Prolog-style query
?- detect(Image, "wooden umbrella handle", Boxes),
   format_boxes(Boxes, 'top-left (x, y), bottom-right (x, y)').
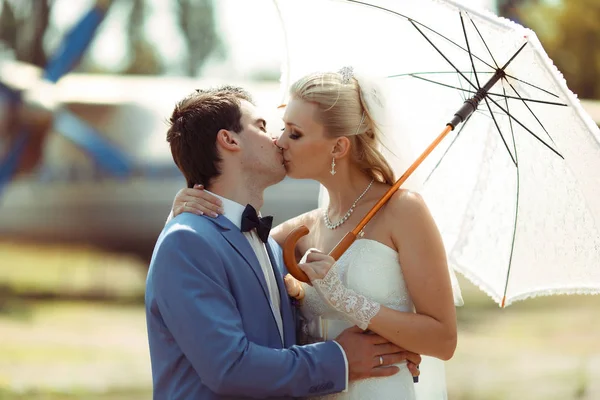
top-left (283, 227), bottom-right (358, 283)
top-left (283, 124), bottom-right (454, 283)
top-left (282, 225), bottom-right (310, 282)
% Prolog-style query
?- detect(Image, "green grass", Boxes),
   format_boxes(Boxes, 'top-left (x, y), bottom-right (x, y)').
top-left (0, 241), bottom-right (146, 299)
top-left (1, 241), bottom-right (599, 399)
top-left (0, 388), bottom-right (152, 400)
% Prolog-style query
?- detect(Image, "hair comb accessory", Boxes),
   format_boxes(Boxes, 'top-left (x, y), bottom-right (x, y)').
top-left (338, 66), bottom-right (354, 84)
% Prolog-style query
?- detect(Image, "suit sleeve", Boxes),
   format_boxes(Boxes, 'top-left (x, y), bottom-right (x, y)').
top-left (151, 228), bottom-right (347, 397)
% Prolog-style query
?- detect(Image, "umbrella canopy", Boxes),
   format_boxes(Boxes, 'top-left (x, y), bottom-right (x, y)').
top-left (274, 0), bottom-right (600, 306)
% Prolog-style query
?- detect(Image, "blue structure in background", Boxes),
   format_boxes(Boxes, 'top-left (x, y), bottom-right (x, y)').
top-left (0, 1), bottom-right (134, 196)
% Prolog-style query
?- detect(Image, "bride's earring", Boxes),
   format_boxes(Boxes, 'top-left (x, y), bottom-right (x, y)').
top-left (330, 158), bottom-right (336, 176)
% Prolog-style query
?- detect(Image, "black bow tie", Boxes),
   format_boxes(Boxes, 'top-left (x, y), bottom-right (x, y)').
top-left (240, 204), bottom-right (273, 243)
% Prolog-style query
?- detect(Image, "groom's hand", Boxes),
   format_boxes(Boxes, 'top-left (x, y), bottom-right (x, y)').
top-left (335, 326), bottom-right (419, 381)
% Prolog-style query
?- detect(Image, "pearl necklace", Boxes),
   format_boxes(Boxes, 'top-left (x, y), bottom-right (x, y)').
top-left (323, 178), bottom-right (374, 229)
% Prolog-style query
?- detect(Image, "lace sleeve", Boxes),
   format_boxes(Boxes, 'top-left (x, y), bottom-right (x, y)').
top-left (312, 263), bottom-right (381, 330)
top-left (296, 283), bottom-right (327, 344)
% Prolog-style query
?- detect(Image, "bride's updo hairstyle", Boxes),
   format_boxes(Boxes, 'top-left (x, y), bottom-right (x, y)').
top-left (289, 67), bottom-right (396, 185)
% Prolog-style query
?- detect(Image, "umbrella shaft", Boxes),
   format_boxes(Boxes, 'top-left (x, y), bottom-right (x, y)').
top-left (448, 69), bottom-right (506, 129)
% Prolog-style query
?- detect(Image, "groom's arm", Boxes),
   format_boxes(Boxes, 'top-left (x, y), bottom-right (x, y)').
top-left (152, 227), bottom-right (346, 398)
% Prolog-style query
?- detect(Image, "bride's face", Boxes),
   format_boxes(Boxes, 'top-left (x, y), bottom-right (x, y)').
top-left (276, 98), bottom-right (336, 180)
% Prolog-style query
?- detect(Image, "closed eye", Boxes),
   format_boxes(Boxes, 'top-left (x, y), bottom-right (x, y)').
top-left (281, 127), bottom-right (301, 140)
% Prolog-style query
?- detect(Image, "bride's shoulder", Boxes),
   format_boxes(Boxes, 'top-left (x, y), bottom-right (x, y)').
top-left (384, 189), bottom-right (432, 226)
top-left (382, 189), bottom-right (441, 246)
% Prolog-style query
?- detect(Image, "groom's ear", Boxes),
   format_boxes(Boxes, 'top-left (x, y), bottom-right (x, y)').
top-left (216, 129), bottom-right (241, 152)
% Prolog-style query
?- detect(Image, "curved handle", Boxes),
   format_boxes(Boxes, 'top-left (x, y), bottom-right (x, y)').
top-left (283, 227), bottom-right (358, 283)
top-left (283, 225), bottom-right (310, 282)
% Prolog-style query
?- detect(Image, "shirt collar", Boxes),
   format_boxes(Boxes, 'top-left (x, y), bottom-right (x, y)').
top-left (205, 190), bottom-right (248, 230)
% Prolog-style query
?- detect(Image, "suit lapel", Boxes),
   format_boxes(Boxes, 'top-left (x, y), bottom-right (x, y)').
top-left (266, 239), bottom-right (295, 347)
top-left (213, 216), bottom-right (271, 305)
top-left (209, 215), bottom-right (291, 346)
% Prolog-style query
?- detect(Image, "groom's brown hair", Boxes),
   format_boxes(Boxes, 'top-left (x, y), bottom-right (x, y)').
top-left (166, 85), bottom-right (254, 189)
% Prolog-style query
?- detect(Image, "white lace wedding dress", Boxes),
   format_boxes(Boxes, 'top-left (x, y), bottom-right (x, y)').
top-left (299, 239), bottom-right (448, 400)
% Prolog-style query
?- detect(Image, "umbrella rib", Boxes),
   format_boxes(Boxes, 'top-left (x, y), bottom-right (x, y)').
top-left (460, 71), bottom-right (469, 102)
top-left (484, 97), bottom-right (517, 166)
top-left (345, 0), bottom-right (501, 68)
top-left (403, 75), bottom-right (566, 106)
top-left (273, 0), bottom-right (291, 105)
top-left (388, 71), bottom-right (496, 78)
top-left (501, 85), bottom-right (520, 308)
top-left (505, 76), bottom-right (561, 99)
top-left (488, 92), bottom-right (567, 107)
top-left (460, 12), bottom-right (482, 89)
top-left (409, 19), bottom-right (479, 91)
top-left (406, 74), bottom-right (470, 92)
top-left (469, 16), bottom-right (499, 69)
top-left (497, 41), bottom-right (562, 99)
top-left (503, 78), bottom-right (558, 146)
top-left (409, 18), bottom-right (496, 71)
top-left (422, 114), bottom-right (472, 185)
top-left (501, 42), bottom-right (528, 71)
top-left (345, 0), bottom-right (562, 99)
top-left (474, 108), bottom-right (506, 119)
top-left (487, 96), bottom-right (564, 159)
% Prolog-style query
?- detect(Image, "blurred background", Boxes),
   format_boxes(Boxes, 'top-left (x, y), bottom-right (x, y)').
top-left (0, 0), bottom-right (598, 399)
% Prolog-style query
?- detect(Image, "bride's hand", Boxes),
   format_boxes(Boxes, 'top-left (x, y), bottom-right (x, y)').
top-left (283, 274), bottom-right (305, 300)
top-left (298, 249), bottom-right (336, 281)
top-left (299, 248), bottom-right (381, 331)
top-left (172, 184), bottom-right (224, 218)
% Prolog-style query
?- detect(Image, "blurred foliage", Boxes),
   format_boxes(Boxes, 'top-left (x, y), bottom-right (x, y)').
top-left (177, 0), bottom-right (225, 76)
top-left (0, 0), bottom-right (223, 76)
top-left (0, 0), bottom-right (50, 67)
top-left (499, 0), bottom-right (600, 99)
top-left (121, 0), bottom-right (164, 75)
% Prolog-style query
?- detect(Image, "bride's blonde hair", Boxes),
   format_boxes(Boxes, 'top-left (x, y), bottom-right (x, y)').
top-left (289, 71), bottom-right (395, 185)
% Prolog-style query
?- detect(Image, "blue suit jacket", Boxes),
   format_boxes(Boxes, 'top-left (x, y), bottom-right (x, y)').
top-left (145, 212), bottom-right (346, 399)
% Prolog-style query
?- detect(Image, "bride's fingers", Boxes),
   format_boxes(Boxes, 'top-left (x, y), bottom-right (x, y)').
top-left (283, 274), bottom-right (303, 297)
top-left (404, 352), bottom-right (422, 368)
top-left (298, 263), bottom-right (319, 282)
top-left (177, 201), bottom-right (203, 217)
top-left (188, 188), bottom-right (224, 212)
top-left (178, 195), bottom-right (223, 217)
top-left (304, 248), bottom-right (323, 254)
top-left (407, 361), bottom-right (420, 378)
top-left (174, 196), bottom-right (207, 216)
top-left (191, 185), bottom-right (223, 206)
top-left (305, 251), bottom-right (333, 264)
top-left (312, 261), bottom-right (334, 279)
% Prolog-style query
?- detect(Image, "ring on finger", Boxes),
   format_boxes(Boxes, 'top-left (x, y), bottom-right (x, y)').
top-left (379, 356), bottom-right (383, 366)
top-left (184, 201), bottom-right (188, 208)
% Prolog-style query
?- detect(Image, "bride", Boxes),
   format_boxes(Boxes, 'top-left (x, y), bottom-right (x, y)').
top-left (170, 67), bottom-right (461, 399)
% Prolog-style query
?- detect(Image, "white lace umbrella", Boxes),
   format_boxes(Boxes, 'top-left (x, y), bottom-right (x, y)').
top-left (274, 0), bottom-right (600, 307)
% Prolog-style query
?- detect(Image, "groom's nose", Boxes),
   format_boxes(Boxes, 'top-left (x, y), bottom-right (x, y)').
top-left (271, 138), bottom-right (284, 153)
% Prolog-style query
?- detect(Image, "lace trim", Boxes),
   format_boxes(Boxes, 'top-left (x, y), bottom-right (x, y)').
top-left (313, 263), bottom-right (381, 330)
top-left (453, 264), bottom-right (600, 307)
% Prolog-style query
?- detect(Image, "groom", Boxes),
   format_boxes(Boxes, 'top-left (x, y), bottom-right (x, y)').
top-left (145, 86), bottom-right (419, 399)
